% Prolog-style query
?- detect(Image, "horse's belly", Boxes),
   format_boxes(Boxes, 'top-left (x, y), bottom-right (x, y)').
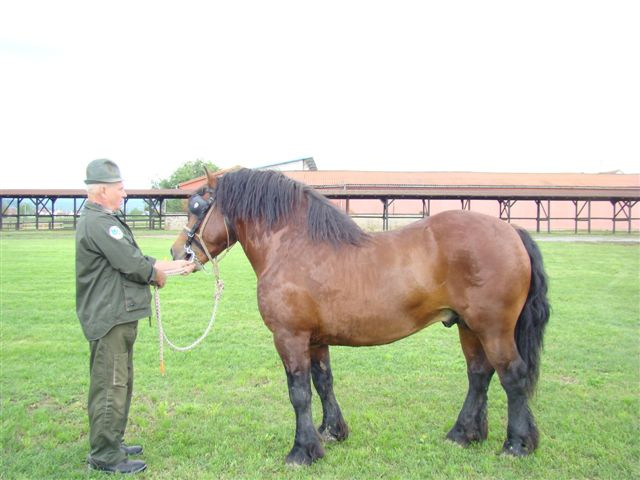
top-left (312, 307), bottom-right (455, 347)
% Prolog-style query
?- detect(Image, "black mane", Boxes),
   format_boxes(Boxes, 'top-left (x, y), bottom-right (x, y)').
top-left (213, 169), bottom-right (370, 246)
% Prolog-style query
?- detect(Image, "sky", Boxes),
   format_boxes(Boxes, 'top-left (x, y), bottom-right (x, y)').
top-left (1, 1), bottom-right (638, 189)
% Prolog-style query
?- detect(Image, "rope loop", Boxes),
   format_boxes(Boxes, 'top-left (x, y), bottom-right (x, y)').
top-left (154, 257), bottom-right (225, 375)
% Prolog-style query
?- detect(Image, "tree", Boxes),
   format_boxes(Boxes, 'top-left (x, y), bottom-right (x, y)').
top-left (153, 159), bottom-right (219, 213)
top-left (152, 159), bottom-right (219, 189)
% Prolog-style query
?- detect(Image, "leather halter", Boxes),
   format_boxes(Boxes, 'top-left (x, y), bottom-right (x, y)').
top-left (183, 188), bottom-right (232, 263)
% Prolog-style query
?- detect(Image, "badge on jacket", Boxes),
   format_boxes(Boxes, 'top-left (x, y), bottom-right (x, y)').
top-left (108, 226), bottom-right (124, 240)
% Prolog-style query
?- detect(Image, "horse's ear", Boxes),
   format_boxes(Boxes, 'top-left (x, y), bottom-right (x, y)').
top-left (204, 165), bottom-right (240, 188)
top-left (204, 166), bottom-right (217, 188)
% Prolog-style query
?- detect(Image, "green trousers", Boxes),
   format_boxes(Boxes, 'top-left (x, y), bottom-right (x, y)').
top-left (88, 321), bottom-right (138, 465)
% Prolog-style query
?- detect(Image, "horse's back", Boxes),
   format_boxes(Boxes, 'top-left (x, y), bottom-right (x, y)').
top-left (387, 209), bottom-right (527, 269)
top-left (421, 209), bottom-right (519, 239)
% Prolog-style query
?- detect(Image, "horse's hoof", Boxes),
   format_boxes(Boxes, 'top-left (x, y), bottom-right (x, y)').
top-left (446, 434), bottom-right (470, 448)
top-left (285, 443), bottom-right (325, 466)
top-left (502, 439), bottom-right (533, 457)
top-left (319, 422), bottom-right (349, 442)
top-left (446, 424), bottom-right (484, 447)
top-left (319, 429), bottom-right (338, 442)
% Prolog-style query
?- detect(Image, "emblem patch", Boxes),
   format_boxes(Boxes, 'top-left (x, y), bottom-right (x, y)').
top-left (108, 226), bottom-right (124, 240)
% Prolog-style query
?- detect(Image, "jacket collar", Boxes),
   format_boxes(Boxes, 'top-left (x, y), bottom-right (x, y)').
top-left (85, 200), bottom-right (116, 215)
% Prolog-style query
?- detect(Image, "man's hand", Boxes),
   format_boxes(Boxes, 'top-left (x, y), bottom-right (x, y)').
top-left (174, 260), bottom-right (196, 275)
top-left (155, 260), bottom-right (196, 275)
top-left (154, 268), bottom-right (167, 288)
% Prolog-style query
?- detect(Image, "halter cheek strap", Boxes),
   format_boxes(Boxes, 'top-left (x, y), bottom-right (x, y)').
top-left (183, 205), bottom-right (234, 267)
top-left (183, 188), bottom-right (216, 262)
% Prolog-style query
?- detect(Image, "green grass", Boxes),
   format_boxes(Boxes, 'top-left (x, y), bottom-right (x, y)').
top-left (1, 231), bottom-right (639, 479)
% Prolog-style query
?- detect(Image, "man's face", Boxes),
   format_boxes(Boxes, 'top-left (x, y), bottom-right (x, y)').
top-left (102, 182), bottom-right (127, 211)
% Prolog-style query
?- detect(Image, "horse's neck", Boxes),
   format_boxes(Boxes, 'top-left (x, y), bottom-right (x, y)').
top-left (234, 219), bottom-right (302, 276)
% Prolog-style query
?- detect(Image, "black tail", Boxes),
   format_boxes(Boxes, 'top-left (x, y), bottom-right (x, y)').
top-left (514, 228), bottom-right (550, 397)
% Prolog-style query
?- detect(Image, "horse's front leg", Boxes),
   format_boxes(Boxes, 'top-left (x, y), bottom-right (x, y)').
top-left (311, 345), bottom-right (349, 442)
top-left (274, 332), bottom-right (325, 466)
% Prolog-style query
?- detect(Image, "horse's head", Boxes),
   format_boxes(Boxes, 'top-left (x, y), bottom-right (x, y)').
top-left (170, 168), bottom-right (236, 267)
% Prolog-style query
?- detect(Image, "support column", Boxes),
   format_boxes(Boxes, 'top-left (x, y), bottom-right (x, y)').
top-left (381, 198), bottom-right (389, 231)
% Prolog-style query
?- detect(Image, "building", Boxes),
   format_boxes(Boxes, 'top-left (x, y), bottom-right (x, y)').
top-left (179, 168), bottom-right (640, 233)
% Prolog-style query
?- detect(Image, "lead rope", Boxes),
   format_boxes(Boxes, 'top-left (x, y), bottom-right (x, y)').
top-left (154, 213), bottom-right (233, 375)
top-left (154, 245), bottom-right (227, 376)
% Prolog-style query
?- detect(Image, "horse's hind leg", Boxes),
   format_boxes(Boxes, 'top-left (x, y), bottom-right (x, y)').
top-left (274, 332), bottom-right (325, 465)
top-left (447, 325), bottom-right (495, 446)
top-left (310, 345), bottom-right (349, 442)
top-left (482, 334), bottom-right (539, 456)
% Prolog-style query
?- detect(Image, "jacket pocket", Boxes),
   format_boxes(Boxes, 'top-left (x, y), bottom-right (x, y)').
top-left (122, 280), bottom-right (151, 312)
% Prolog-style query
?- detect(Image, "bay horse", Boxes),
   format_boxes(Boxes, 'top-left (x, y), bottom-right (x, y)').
top-left (170, 168), bottom-right (550, 466)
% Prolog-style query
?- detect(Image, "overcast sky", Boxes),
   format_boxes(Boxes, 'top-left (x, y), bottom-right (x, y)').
top-left (1, 1), bottom-right (638, 189)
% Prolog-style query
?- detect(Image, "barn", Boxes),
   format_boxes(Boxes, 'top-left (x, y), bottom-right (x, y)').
top-left (179, 165), bottom-right (640, 233)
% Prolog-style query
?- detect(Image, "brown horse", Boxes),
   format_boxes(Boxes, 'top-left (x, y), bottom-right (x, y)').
top-left (171, 168), bottom-right (550, 466)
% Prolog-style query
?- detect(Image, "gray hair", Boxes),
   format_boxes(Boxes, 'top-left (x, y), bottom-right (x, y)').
top-left (86, 184), bottom-right (104, 195)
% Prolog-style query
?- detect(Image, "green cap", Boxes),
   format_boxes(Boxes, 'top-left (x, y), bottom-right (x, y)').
top-left (84, 159), bottom-right (123, 184)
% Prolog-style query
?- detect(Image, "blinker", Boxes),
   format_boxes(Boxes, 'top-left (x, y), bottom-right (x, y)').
top-left (184, 189), bottom-right (215, 252)
top-left (188, 194), bottom-right (210, 217)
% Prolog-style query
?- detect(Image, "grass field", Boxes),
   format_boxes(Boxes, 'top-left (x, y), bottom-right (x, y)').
top-left (1, 230), bottom-right (639, 479)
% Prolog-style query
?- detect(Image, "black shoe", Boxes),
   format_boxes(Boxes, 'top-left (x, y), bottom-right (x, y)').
top-left (88, 458), bottom-right (147, 474)
top-left (121, 443), bottom-right (143, 456)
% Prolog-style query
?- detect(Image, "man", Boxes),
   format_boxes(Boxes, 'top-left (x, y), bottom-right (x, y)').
top-left (76, 159), bottom-right (194, 474)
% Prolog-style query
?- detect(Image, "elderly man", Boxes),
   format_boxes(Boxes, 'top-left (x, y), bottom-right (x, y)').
top-left (76, 159), bottom-right (194, 474)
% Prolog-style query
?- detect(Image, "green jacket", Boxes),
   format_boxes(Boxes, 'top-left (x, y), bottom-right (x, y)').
top-left (76, 201), bottom-right (158, 341)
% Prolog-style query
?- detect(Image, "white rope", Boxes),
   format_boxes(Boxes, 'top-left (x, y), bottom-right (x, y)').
top-left (154, 259), bottom-right (224, 375)
top-left (154, 208), bottom-right (233, 374)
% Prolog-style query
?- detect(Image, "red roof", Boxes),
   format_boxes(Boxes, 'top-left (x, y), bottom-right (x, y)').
top-left (179, 170), bottom-right (639, 190)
